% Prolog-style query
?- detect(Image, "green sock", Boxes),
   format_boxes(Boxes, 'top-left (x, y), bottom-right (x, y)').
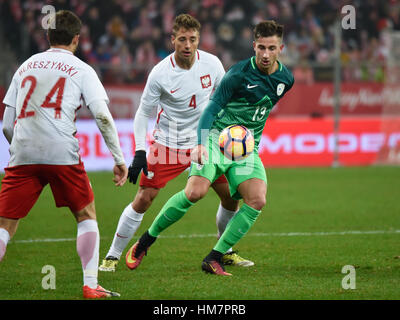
top-left (213, 203), bottom-right (261, 254)
top-left (148, 190), bottom-right (193, 237)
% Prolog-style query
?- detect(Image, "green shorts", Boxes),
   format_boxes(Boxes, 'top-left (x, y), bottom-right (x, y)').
top-left (189, 135), bottom-right (267, 200)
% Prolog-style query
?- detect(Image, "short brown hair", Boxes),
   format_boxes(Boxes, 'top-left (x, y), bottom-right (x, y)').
top-left (47, 10), bottom-right (82, 46)
top-left (253, 20), bottom-right (284, 40)
top-left (172, 14), bottom-right (201, 36)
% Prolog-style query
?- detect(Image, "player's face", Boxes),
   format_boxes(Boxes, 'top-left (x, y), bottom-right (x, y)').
top-left (172, 27), bottom-right (200, 68)
top-left (253, 35), bottom-right (284, 74)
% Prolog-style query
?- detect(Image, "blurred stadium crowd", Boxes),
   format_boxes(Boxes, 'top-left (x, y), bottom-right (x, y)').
top-left (1, 0), bottom-right (400, 84)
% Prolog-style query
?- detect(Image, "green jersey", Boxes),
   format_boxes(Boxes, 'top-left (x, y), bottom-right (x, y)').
top-left (207, 57), bottom-right (294, 149)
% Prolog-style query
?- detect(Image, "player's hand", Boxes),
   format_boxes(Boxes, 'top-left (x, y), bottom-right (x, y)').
top-left (128, 150), bottom-right (148, 184)
top-left (113, 163), bottom-right (128, 186)
top-left (191, 144), bottom-right (208, 165)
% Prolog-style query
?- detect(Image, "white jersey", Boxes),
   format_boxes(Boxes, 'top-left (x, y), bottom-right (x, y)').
top-left (3, 48), bottom-right (109, 166)
top-left (139, 49), bottom-right (225, 149)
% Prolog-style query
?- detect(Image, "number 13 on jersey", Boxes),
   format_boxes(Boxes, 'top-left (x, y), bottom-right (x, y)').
top-left (252, 106), bottom-right (267, 121)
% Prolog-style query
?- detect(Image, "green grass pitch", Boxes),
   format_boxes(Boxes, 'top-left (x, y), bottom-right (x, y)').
top-left (0, 166), bottom-right (399, 300)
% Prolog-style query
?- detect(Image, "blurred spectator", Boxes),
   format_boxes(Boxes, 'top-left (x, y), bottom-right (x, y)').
top-left (82, 6), bottom-right (104, 47)
top-left (200, 22), bottom-right (217, 55)
top-left (79, 25), bottom-right (93, 60)
top-left (231, 26), bottom-right (254, 61)
top-left (133, 40), bottom-right (160, 82)
top-left (281, 41), bottom-right (300, 67)
top-left (110, 43), bottom-right (134, 83)
top-left (1, 0), bottom-right (400, 84)
top-left (160, 0), bottom-right (175, 34)
top-left (293, 59), bottom-right (314, 85)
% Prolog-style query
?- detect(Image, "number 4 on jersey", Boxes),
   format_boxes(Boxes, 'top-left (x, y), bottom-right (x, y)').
top-left (41, 77), bottom-right (66, 119)
top-left (189, 94), bottom-right (196, 108)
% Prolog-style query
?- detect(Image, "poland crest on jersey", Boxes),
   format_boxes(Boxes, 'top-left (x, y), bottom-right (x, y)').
top-left (200, 74), bottom-right (212, 88)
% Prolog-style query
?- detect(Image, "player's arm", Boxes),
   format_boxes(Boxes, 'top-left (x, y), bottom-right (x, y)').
top-left (88, 99), bottom-right (127, 186)
top-left (127, 67), bottom-right (161, 184)
top-left (197, 100), bottom-right (223, 145)
top-left (82, 66), bottom-right (128, 186)
top-left (192, 68), bottom-right (238, 164)
top-left (2, 106), bottom-right (16, 144)
top-left (191, 100), bottom-right (222, 164)
top-left (197, 67), bottom-right (239, 144)
top-left (133, 103), bottom-right (153, 152)
top-left (2, 73), bottom-right (18, 144)
top-left (128, 102), bottom-right (155, 184)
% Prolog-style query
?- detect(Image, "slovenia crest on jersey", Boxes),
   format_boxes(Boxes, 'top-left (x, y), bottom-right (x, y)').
top-left (200, 74), bottom-right (212, 89)
top-left (277, 83), bottom-right (285, 96)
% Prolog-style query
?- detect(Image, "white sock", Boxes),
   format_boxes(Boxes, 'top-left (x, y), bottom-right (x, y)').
top-left (77, 219), bottom-right (99, 289)
top-left (216, 203), bottom-right (238, 253)
top-left (106, 203), bottom-right (144, 259)
top-left (0, 228), bottom-right (10, 262)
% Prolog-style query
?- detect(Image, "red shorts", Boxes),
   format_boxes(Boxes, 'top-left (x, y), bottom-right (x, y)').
top-left (0, 162), bottom-right (94, 219)
top-left (140, 142), bottom-right (227, 189)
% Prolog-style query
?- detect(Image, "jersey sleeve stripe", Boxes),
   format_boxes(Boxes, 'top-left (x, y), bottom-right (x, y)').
top-left (156, 108), bottom-right (164, 124)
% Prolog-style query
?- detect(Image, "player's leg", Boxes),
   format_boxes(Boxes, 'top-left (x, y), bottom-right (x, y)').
top-left (125, 175), bottom-right (212, 270)
top-left (0, 165), bottom-right (45, 262)
top-left (211, 179), bottom-right (238, 238)
top-left (101, 186), bottom-right (159, 268)
top-left (0, 218), bottom-right (19, 261)
top-left (202, 178), bottom-right (266, 275)
top-left (101, 144), bottom-right (192, 271)
top-left (150, 175), bottom-right (211, 236)
top-left (108, 187), bottom-right (159, 255)
top-left (48, 163), bottom-right (119, 298)
top-left (72, 202), bottom-right (119, 298)
top-left (202, 154), bottom-right (266, 275)
top-left (215, 178), bottom-right (266, 252)
top-left (211, 179), bottom-right (255, 267)
top-left (73, 201), bottom-right (99, 289)
top-left (211, 178), bottom-right (239, 212)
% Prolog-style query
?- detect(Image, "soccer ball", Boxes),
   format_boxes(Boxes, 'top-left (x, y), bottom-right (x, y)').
top-left (219, 125), bottom-right (255, 161)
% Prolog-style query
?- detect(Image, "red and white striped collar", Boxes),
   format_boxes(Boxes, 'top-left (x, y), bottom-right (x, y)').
top-left (170, 50), bottom-right (200, 68)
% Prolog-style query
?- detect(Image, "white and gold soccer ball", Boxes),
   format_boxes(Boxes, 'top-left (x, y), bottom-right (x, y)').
top-left (218, 125), bottom-right (255, 161)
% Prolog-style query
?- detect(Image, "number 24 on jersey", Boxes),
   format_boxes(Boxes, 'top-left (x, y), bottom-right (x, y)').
top-left (19, 75), bottom-right (66, 119)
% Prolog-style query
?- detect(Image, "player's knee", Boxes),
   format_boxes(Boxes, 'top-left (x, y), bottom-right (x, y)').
top-left (185, 188), bottom-right (206, 203)
top-left (220, 198), bottom-right (239, 212)
top-left (133, 188), bottom-right (158, 211)
top-left (135, 191), bottom-right (152, 207)
top-left (73, 201), bottom-right (96, 222)
top-left (245, 196), bottom-right (266, 211)
top-left (0, 217), bottom-right (19, 239)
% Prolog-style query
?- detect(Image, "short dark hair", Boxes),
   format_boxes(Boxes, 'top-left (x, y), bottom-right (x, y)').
top-left (172, 14), bottom-right (201, 36)
top-left (253, 20), bottom-right (284, 40)
top-left (47, 10), bottom-right (82, 46)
